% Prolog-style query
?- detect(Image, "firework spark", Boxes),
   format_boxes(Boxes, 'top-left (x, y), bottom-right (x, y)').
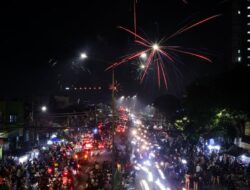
top-left (109, 81), bottom-right (120, 92)
top-left (106, 6), bottom-right (220, 88)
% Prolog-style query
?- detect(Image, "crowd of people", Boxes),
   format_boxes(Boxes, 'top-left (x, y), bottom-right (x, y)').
top-left (0, 135), bottom-right (83, 190)
top-left (0, 129), bottom-right (113, 190)
top-left (156, 131), bottom-right (250, 190)
top-left (85, 161), bottom-right (112, 190)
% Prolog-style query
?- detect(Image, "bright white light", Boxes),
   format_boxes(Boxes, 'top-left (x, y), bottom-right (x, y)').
top-left (149, 152), bottom-right (155, 159)
top-left (157, 168), bottom-right (166, 179)
top-left (131, 140), bottom-right (137, 145)
top-left (130, 113), bottom-right (135, 119)
top-left (148, 171), bottom-right (153, 182)
top-left (65, 87), bottom-right (70, 90)
top-left (133, 95), bottom-right (137, 99)
top-left (134, 119), bottom-right (142, 125)
top-left (153, 44), bottom-right (159, 50)
top-left (160, 161), bottom-right (164, 167)
top-left (120, 96), bottom-right (125, 100)
top-left (51, 134), bottom-right (57, 138)
top-left (241, 155), bottom-right (246, 159)
top-left (238, 56), bottom-right (241, 62)
top-left (140, 52), bottom-right (147, 59)
top-left (155, 179), bottom-right (166, 190)
top-left (19, 155), bottom-right (28, 163)
top-left (181, 159), bottom-right (187, 164)
top-left (143, 160), bottom-right (151, 167)
top-left (140, 165), bottom-right (149, 173)
top-left (41, 106), bottom-right (47, 112)
top-left (132, 129), bottom-right (137, 136)
top-left (80, 53), bottom-right (87, 59)
top-left (134, 165), bottom-right (141, 171)
top-left (47, 140), bottom-right (53, 145)
top-left (140, 180), bottom-right (150, 190)
top-left (34, 151), bottom-right (39, 157)
top-left (42, 146), bottom-right (46, 150)
top-left (93, 128), bottom-right (98, 134)
top-left (48, 139), bottom-right (54, 145)
top-left (141, 145), bottom-right (147, 150)
top-left (208, 145), bottom-right (220, 150)
top-left (140, 64), bottom-right (146, 70)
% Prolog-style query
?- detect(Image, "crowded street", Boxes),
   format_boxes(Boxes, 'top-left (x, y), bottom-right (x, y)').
top-left (1, 106), bottom-right (250, 190)
top-left (1, 0), bottom-right (250, 190)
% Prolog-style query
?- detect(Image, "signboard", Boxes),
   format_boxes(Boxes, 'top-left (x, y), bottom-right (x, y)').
top-left (0, 146), bottom-right (2, 160)
top-left (245, 122), bottom-right (250, 136)
top-left (0, 132), bottom-right (8, 138)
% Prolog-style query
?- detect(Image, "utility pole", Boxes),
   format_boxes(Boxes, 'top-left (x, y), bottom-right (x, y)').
top-left (111, 69), bottom-right (116, 189)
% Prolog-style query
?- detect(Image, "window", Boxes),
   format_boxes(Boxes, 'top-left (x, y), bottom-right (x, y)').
top-left (9, 115), bottom-right (17, 124)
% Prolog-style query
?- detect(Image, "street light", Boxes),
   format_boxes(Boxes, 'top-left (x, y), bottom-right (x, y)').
top-left (41, 106), bottom-right (47, 112)
top-left (80, 53), bottom-right (88, 59)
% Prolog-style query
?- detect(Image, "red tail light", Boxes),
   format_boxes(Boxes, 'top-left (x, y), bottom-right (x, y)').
top-left (63, 171), bottom-right (68, 176)
top-left (68, 178), bottom-right (72, 184)
top-left (48, 167), bottom-right (53, 174)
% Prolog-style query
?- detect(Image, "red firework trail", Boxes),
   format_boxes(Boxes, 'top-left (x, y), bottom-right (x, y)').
top-left (106, 14), bottom-right (220, 88)
top-left (165, 14), bottom-right (221, 42)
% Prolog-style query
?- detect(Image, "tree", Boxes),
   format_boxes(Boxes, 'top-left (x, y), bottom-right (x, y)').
top-left (154, 94), bottom-right (181, 122)
top-left (184, 64), bottom-right (250, 139)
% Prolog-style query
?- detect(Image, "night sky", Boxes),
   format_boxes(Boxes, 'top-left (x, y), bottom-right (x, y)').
top-left (0, 0), bottom-right (231, 101)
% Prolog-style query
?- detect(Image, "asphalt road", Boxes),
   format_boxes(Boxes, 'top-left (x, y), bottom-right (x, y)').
top-left (73, 149), bottom-right (112, 190)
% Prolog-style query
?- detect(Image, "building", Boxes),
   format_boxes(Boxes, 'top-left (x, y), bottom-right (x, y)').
top-left (62, 85), bottom-right (110, 104)
top-left (234, 0), bottom-right (250, 67)
top-left (0, 101), bottom-right (25, 161)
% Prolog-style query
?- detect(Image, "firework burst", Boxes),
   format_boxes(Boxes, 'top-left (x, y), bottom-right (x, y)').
top-left (106, 2), bottom-right (220, 88)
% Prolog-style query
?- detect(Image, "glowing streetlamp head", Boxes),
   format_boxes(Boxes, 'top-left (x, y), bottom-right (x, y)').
top-left (80, 53), bottom-right (88, 59)
top-left (41, 106), bottom-right (47, 112)
top-left (152, 44), bottom-right (159, 51)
